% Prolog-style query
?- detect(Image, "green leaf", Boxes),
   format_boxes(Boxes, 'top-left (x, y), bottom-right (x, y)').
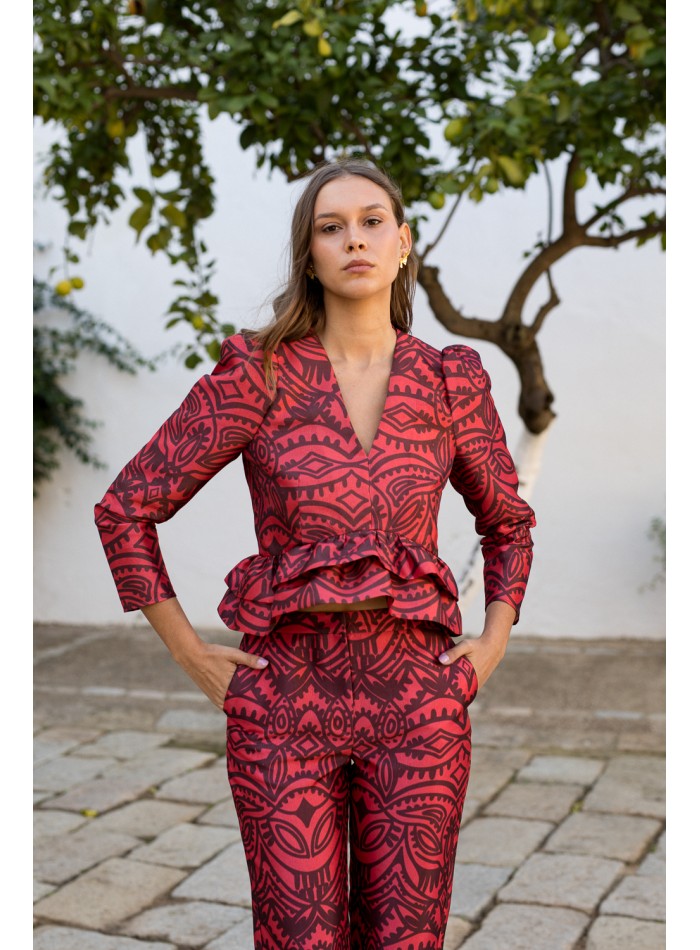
top-left (555, 95), bottom-right (572, 123)
top-left (162, 204), bottom-right (188, 229)
top-left (206, 340), bottom-right (222, 361)
top-left (67, 220), bottom-right (89, 240)
top-left (133, 187), bottom-right (153, 204)
top-left (184, 352), bottom-right (203, 369)
top-left (528, 25), bottom-right (549, 45)
top-left (615, 2), bottom-right (642, 22)
top-left (128, 203), bottom-right (152, 240)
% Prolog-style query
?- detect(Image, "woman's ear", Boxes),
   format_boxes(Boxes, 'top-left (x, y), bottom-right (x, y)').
top-left (399, 221), bottom-right (412, 257)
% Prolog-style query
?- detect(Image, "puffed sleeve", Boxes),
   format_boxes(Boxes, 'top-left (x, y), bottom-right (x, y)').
top-left (94, 332), bottom-right (273, 612)
top-left (441, 344), bottom-right (536, 623)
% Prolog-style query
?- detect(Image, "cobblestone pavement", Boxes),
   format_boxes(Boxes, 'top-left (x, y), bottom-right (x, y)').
top-left (34, 624), bottom-right (665, 950)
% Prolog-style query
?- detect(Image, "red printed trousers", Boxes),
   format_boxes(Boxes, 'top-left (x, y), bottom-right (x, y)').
top-left (223, 608), bottom-right (479, 950)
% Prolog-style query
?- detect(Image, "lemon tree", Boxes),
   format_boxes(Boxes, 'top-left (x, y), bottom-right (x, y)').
top-left (35, 0), bottom-right (664, 429)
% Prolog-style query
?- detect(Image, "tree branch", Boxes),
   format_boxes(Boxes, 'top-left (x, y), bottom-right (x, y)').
top-left (417, 264), bottom-right (500, 342)
top-left (581, 220), bottom-right (666, 248)
top-left (501, 232), bottom-right (581, 325)
top-left (529, 269), bottom-right (561, 335)
top-left (581, 185), bottom-right (666, 230)
top-left (420, 192), bottom-right (464, 264)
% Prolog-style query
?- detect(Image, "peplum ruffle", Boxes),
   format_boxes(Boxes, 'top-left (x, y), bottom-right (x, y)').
top-left (217, 529), bottom-right (463, 638)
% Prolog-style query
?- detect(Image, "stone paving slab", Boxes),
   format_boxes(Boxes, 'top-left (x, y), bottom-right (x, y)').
top-left (462, 765), bottom-right (516, 805)
top-left (156, 758), bottom-right (230, 804)
top-left (34, 729), bottom-right (103, 765)
top-left (638, 830), bottom-right (665, 877)
top-left (34, 926), bottom-right (174, 950)
top-left (460, 796), bottom-right (482, 824)
top-left (498, 853), bottom-right (624, 913)
top-left (456, 817), bottom-right (554, 867)
top-left (121, 900), bottom-right (248, 947)
top-left (33, 857), bottom-right (187, 929)
top-left (516, 755), bottom-right (606, 786)
top-left (203, 915), bottom-right (255, 950)
top-left (474, 717), bottom-right (619, 756)
top-left (583, 755), bottom-right (665, 818)
top-left (35, 791), bottom-right (56, 806)
top-left (599, 873), bottom-right (665, 921)
top-left (460, 902), bottom-right (589, 949)
top-left (444, 915), bottom-right (474, 950)
top-left (34, 754), bottom-right (118, 792)
top-left (484, 782), bottom-right (584, 822)
top-left (172, 843), bottom-right (251, 906)
top-left (44, 748), bottom-right (215, 814)
top-left (34, 810), bottom-right (87, 838)
top-left (585, 915), bottom-right (666, 948)
top-left (449, 864), bottom-right (514, 920)
top-left (102, 748), bottom-right (216, 787)
top-left (71, 730), bottom-right (173, 760)
top-left (91, 799), bottom-right (206, 838)
top-left (42, 775), bottom-right (164, 815)
top-left (129, 822), bottom-right (238, 868)
top-left (543, 812), bottom-right (662, 862)
top-left (471, 747), bottom-right (532, 771)
top-left (34, 880), bottom-right (56, 903)
top-left (34, 826), bottom-right (141, 885)
top-left (157, 708), bottom-right (225, 735)
top-left (196, 799), bottom-right (238, 828)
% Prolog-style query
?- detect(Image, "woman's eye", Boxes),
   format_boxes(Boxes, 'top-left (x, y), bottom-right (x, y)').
top-left (366, 217), bottom-right (383, 226)
top-left (322, 224), bottom-right (341, 233)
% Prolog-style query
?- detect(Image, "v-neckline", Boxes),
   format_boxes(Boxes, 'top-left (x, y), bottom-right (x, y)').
top-left (311, 326), bottom-right (402, 459)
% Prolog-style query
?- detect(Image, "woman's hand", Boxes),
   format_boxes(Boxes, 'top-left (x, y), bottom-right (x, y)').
top-left (178, 640), bottom-right (269, 711)
top-left (438, 635), bottom-right (504, 689)
top-left (438, 601), bottom-right (517, 689)
top-left (140, 598), bottom-right (268, 711)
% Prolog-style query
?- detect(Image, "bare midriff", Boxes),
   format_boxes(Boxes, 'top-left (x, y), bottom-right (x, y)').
top-left (300, 596), bottom-right (389, 613)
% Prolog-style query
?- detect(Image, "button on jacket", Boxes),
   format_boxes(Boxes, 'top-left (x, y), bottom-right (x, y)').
top-left (95, 328), bottom-right (536, 638)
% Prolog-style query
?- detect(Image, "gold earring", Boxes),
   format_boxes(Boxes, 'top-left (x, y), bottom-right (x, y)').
top-left (306, 263), bottom-right (316, 280)
top-left (399, 252), bottom-right (409, 269)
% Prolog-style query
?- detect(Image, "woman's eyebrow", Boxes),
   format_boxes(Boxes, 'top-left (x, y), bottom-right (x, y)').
top-left (314, 203), bottom-right (388, 221)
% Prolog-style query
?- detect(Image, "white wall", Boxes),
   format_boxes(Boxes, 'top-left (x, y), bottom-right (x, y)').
top-left (33, 117), bottom-right (665, 638)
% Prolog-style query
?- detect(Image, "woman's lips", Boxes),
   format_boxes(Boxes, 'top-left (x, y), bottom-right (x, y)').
top-left (344, 261), bottom-right (374, 273)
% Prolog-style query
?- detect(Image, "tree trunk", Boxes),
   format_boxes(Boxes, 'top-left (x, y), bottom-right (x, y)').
top-left (507, 339), bottom-right (556, 435)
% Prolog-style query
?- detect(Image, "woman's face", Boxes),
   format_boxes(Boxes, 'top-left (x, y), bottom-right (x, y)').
top-left (308, 175), bottom-right (411, 307)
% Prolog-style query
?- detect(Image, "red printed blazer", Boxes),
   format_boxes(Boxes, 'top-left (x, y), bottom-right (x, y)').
top-left (95, 328), bottom-right (536, 638)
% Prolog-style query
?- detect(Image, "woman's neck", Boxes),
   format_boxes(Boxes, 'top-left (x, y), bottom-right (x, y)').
top-left (317, 296), bottom-right (396, 361)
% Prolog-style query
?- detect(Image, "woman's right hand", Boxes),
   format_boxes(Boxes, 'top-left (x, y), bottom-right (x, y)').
top-left (140, 599), bottom-right (269, 711)
top-left (178, 640), bottom-right (269, 711)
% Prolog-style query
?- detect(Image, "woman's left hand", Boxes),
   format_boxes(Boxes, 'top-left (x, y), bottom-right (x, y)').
top-left (438, 635), bottom-right (506, 690)
top-left (439, 602), bottom-right (516, 689)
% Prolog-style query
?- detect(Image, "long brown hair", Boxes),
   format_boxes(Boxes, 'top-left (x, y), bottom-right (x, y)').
top-left (246, 159), bottom-right (417, 390)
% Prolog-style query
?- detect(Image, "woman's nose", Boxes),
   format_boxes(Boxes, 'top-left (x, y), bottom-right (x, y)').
top-left (346, 231), bottom-right (367, 252)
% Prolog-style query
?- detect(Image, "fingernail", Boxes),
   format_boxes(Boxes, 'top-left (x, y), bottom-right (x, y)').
top-left (256, 657), bottom-right (269, 668)
top-left (438, 653), bottom-right (450, 664)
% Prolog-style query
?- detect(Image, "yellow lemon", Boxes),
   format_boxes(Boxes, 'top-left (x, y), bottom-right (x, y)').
top-left (55, 280), bottom-right (72, 296)
top-left (70, 276), bottom-right (85, 289)
top-left (444, 118), bottom-right (466, 143)
top-left (572, 168), bottom-right (588, 190)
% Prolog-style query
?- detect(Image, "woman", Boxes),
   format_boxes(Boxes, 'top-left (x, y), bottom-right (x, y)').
top-left (95, 159), bottom-right (536, 950)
